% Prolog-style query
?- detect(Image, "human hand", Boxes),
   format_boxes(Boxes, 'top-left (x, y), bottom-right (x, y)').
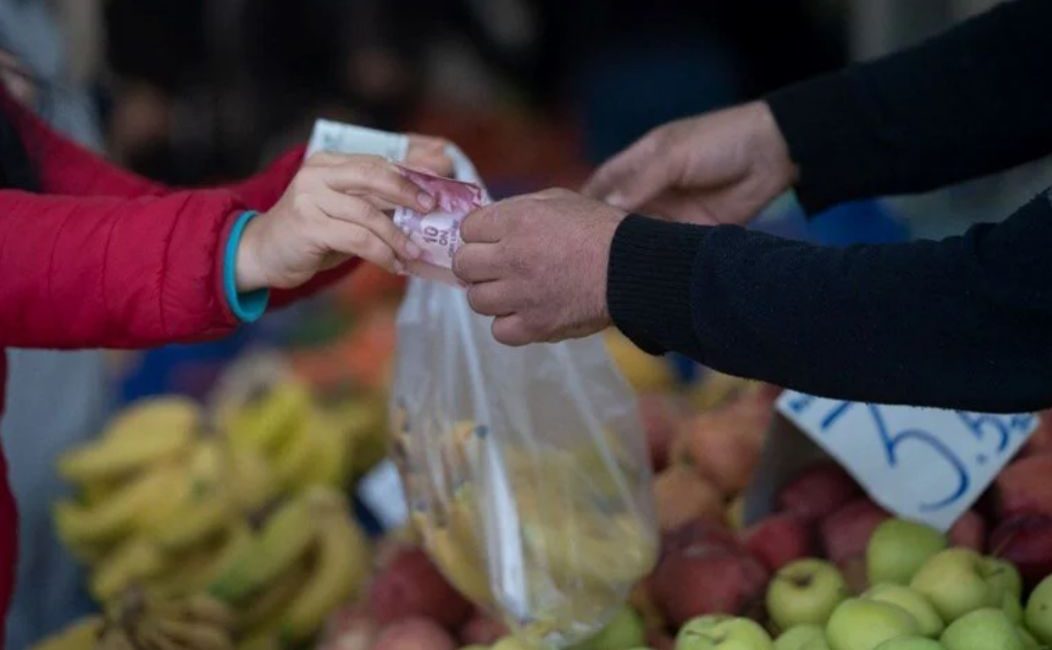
top-left (406, 134), bottom-right (455, 177)
top-left (583, 101), bottom-right (797, 225)
top-left (452, 189), bottom-right (627, 346)
top-left (236, 152), bottom-right (434, 291)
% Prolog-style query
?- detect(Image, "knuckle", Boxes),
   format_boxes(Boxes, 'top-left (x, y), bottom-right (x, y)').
top-left (291, 193), bottom-right (314, 215)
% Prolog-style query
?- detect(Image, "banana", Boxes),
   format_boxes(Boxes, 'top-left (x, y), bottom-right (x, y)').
top-left (180, 594), bottom-right (236, 630)
top-left (28, 616), bottom-right (103, 650)
top-left (150, 491), bottom-right (230, 552)
top-left (335, 396), bottom-right (387, 477)
top-left (58, 398), bottom-right (199, 483)
top-left (235, 632), bottom-right (281, 650)
top-left (279, 511), bottom-right (370, 644)
top-left (97, 626), bottom-right (135, 650)
top-left (224, 446), bottom-right (275, 513)
top-left (153, 618), bottom-right (234, 650)
top-left (222, 380), bottom-right (312, 454)
top-left (155, 523), bottom-right (253, 597)
top-left (307, 412), bottom-right (352, 488)
top-left (234, 561), bottom-right (311, 636)
top-left (270, 413), bottom-right (318, 492)
top-left (136, 621), bottom-right (182, 650)
top-left (209, 496), bottom-right (317, 603)
top-left (91, 537), bottom-right (166, 602)
top-left (54, 464), bottom-right (185, 546)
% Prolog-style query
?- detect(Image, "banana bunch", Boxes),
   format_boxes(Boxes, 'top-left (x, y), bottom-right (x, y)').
top-left (208, 486), bottom-right (372, 647)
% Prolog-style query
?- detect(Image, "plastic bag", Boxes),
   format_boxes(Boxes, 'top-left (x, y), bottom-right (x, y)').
top-left (389, 153), bottom-right (657, 645)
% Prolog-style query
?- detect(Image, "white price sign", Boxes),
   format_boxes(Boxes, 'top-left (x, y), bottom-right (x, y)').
top-left (356, 459), bottom-right (409, 530)
top-left (777, 392), bottom-right (1037, 531)
top-left (306, 119), bottom-right (409, 161)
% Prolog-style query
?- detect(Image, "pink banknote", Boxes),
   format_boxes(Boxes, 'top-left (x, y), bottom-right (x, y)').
top-left (394, 165), bottom-right (489, 285)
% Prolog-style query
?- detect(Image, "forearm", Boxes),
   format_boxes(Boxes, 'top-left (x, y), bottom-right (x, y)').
top-left (766, 0), bottom-right (1052, 213)
top-left (608, 191), bottom-right (1052, 412)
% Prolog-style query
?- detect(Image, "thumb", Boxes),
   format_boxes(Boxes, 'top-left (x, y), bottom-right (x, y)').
top-left (582, 133), bottom-right (676, 210)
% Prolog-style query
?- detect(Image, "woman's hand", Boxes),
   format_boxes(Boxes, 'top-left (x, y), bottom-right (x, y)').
top-left (406, 134), bottom-right (455, 177)
top-left (235, 152), bottom-right (434, 291)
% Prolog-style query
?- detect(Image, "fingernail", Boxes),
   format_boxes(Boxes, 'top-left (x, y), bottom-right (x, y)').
top-left (405, 241), bottom-right (422, 258)
top-left (394, 260), bottom-right (407, 275)
top-left (418, 192), bottom-right (435, 210)
top-left (605, 192), bottom-right (627, 209)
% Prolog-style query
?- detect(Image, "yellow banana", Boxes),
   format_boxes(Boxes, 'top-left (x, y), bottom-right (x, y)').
top-left (235, 631), bottom-right (281, 650)
top-left (180, 593), bottom-right (236, 630)
top-left (154, 618), bottom-right (234, 650)
top-left (54, 464), bottom-right (185, 545)
top-left (136, 621), bottom-right (182, 650)
top-left (58, 398), bottom-right (199, 483)
top-left (222, 380), bottom-right (312, 454)
top-left (90, 537), bottom-right (166, 602)
top-left (97, 626), bottom-right (135, 650)
top-left (279, 511), bottom-right (370, 643)
top-left (270, 413), bottom-right (317, 492)
top-left (28, 616), bottom-right (102, 650)
top-left (234, 561), bottom-right (311, 636)
top-left (154, 523), bottom-right (252, 597)
top-left (224, 446), bottom-right (275, 513)
top-left (208, 495), bottom-right (316, 603)
top-left (148, 485), bottom-right (230, 552)
top-left (300, 411), bottom-right (351, 489)
top-left (335, 396), bottom-right (387, 477)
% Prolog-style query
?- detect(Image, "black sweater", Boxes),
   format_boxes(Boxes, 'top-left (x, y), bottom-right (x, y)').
top-left (606, 0), bottom-right (1052, 413)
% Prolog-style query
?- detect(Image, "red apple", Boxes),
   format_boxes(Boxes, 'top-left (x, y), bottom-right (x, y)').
top-left (676, 413), bottom-right (763, 495)
top-left (650, 534), bottom-right (768, 626)
top-left (820, 498), bottom-right (889, 565)
top-left (777, 462), bottom-right (860, 522)
top-left (320, 603), bottom-right (378, 650)
top-left (997, 456), bottom-right (1052, 518)
top-left (370, 618), bottom-right (455, 650)
top-left (653, 465), bottom-right (725, 531)
top-left (989, 514), bottom-right (1052, 589)
top-left (662, 518), bottom-right (740, 556)
top-left (947, 510), bottom-right (986, 551)
top-left (368, 548), bottom-right (473, 629)
top-left (639, 393), bottom-right (688, 471)
top-left (458, 610), bottom-right (507, 645)
top-left (646, 630), bottom-right (675, 650)
top-left (740, 513), bottom-right (813, 572)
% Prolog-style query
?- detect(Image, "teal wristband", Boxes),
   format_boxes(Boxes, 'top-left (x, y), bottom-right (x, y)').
top-left (224, 210), bottom-right (270, 323)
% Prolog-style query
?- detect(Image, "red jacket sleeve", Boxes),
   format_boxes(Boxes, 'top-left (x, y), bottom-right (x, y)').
top-left (0, 188), bottom-right (243, 348)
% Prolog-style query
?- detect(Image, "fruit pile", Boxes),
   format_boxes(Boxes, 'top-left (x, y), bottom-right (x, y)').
top-left (42, 361), bottom-right (388, 649)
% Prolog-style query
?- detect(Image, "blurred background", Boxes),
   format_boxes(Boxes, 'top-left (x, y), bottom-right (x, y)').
top-left (3, 0), bottom-right (1051, 647)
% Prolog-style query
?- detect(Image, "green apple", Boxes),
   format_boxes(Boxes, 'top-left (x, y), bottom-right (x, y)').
top-left (873, 638), bottom-right (944, 650)
top-left (1002, 593), bottom-right (1024, 625)
top-left (584, 606), bottom-right (646, 650)
top-left (800, 637), bottom-right (831, 650)
top-left (1025, 573), bottom-right (1052, 645)
top-left (909, 549), bottom-right (997, 623)
top-left (676, 616), bottom-right (773, 650)
top-left (863, 584), bottom-right (944, 637)
top-left (984, 557), bottom-right (1023, 601)
top-left (940, 608), bottom-right (1023, 650)
top-left (1017, 627), bottom-right (1040, 650)
top-left (767, 559), bottom-right (848, 630)
top-left (825, 599), bottom-right (919, 650)
top-left (775, 626), bottom-right (824, 650)
top-left (492, 637), bottom-right (540, 650)
top-left (867, 520), bottom-right (947, 585)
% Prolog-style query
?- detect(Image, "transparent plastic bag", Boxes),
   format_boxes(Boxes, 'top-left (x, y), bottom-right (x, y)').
top-left (390, 277), bottom-right (658, 647)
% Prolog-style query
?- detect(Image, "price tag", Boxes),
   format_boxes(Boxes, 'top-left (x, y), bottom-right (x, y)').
top-left (777, 392), bottom-right (1037, 531)
top-left (306, 119), bottom-right (409, 161)
top-left (356, 459), bottom-right (409, 530)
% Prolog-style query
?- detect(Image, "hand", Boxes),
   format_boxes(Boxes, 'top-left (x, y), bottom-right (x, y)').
top-left (406, 135), bottom-right (455, 177)
top-left (453, 189), bottom-right (627, 346)
top-left (236, 152), bottom-right (434, 291)
top-left (583, 101), bottom-right (798, 225)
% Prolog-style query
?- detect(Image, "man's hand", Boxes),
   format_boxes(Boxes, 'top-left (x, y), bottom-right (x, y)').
top-left (453, 189), bottom-right (627, 346)
top-left (583, 101), bottom-right (798, 225)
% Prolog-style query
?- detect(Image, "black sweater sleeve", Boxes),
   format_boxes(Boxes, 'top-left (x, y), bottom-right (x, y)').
top-left (607, 189), bottom-right (1052, 413)
top-left (765, 0), bottom-right (1052, 214)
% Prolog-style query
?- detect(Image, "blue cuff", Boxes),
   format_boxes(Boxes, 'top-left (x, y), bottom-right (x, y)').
top-left (224, 210), bottom-right (270, 323)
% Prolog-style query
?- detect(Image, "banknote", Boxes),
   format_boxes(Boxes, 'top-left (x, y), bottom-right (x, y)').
top-left (306, 119), bottom-right (409, 161)
top-left (394, 165), bottom-right (490, 285)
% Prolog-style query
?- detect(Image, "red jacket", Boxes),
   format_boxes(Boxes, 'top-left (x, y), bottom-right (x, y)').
top-left (0, 91), bottom-right (360, 640)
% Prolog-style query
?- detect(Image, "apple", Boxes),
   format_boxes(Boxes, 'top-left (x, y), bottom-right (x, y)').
top-left (368, 547), bottom-right (473, 627)
top-left (652, 535), bottom-right (769, 626)
top-left (866, 519), bottom-right (946, 585)
top-left (862, 584), bottom-right (943, 637)
top-left (774, 626), bottom-right (824, 650)
top-left (640, 393), bottom-right (689, 471)
top-left (1003, 594), bottom-right (1024, 625)
top-left (909, 549), bottom-right (998, 623)
top-left (1017, 627), bottom-right (1041, 650)
top-left (371, 618), bottom-right (457, 650)
top-left (777, 463), bottom-right (860, 523)
top-left (872, 638), bottom-right (943, 650)
top-left (743, 514), bottom-right (814, 573)
top-left (654, 465), bottom-right (725, 532)
top-left (320, 603), bottom-right (378, 650)
top-left (585, 606), bottom-right (646, 650)
top-left (647, 630), bottom-right (675, 650)
top-left (838, 557), bottom-right (870, 596)
top-left (799, 638), bottom-right (831, 650)
top-left (997, 456), bottom-right (1052, 518)
top-left (1024, 573), bottom-right (1052, 645)
top-left (675, 615), bottom-right (773, 650)
top-left (825, 599), bottom-right (919, 650)
top-left (985, 557), bottom-right (1023, 603)
top-left (492, 636), bottom-right (540, 650)
top-left (663, 519), bottom-right (741, 555)
top-left (675, 411), bottom-right (763, 495)
top-left (940, 608), bottom-right (1023, 650)
top-left (459, 611), bottom-right (509, 645)
top-left (989, 515), bottom-right (1052, 589)
top-left (821, 499), bottom-right (889, 566)
top-left (947, 511), bottom-right (985, 551)
top-left (766, 559), bottom-right (847, 630)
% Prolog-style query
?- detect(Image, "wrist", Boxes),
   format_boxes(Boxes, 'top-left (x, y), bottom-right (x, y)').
top-left (235, 212), bottom-right (269, 292)
top-left (225, 210), bottom-right (270, 323)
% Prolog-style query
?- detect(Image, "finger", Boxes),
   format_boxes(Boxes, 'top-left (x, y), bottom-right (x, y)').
top-left (317, 190), bottom-right (420, 260)
top-left (452, 242), bottom-right (503, 283)
top-left (323, 220), bottom-right (404, 274)
top-left (465, 280), bottom-right (514, 317)
top-left (582, 133), bottom-right (673, 209)
top-left (492, 314), bottom-right (534, 347)
top-left (408, 149), bottom-right (454, 177)
top-left (459, 204), bottom-right (508, 243)
top-left (319, 155), bottom-right (435, 212)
